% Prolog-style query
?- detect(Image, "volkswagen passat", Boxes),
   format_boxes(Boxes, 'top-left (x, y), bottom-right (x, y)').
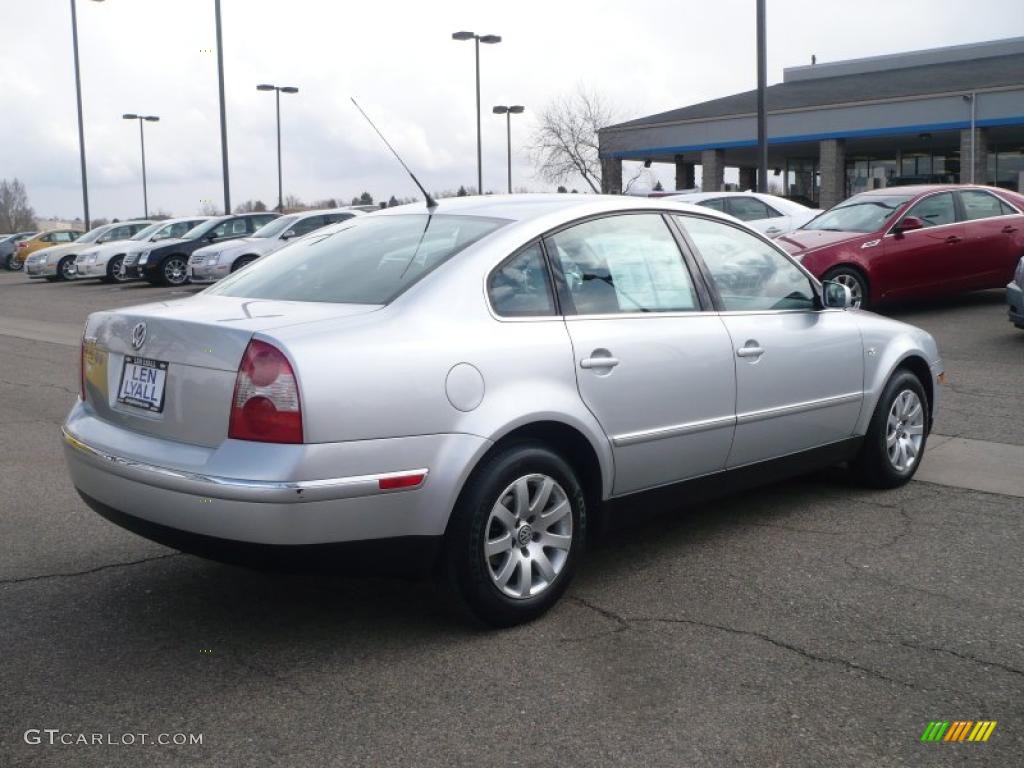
top-left (63, 195), bottom-right (943, 626)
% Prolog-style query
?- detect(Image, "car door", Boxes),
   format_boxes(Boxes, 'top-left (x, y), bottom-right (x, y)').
top-left (544, 212), bottom-right (736, 495)
top-left (673, 214), bottom-right (863, 468)
top-left (726, 196), bottom-right (789, 237)
top-left (878, 191), bottom-right (968, 299)
top-left (957, 189), bottom-right (1022, 287)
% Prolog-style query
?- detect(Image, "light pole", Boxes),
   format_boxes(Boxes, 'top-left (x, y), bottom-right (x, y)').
top-left (215, 0), bottom-right (230, 214)
top-left (452, 30), bottom-right (501, 195)
top-left (69, 0), bottom-right (104, 230)
top-left (755, 0), bottom-right (768, 193)
top-left (492, 105), bottom-right (524, 194)
top-left (122, 114), bottom-right (159, 218)
top-left (256, 84), bottom-right (299, 212)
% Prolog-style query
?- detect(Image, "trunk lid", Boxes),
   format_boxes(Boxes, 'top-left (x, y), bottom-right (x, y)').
top-left (83, 295), bottom-right (380, 447)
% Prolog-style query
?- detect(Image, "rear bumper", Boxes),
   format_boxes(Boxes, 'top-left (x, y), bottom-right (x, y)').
top-left (1008, 281), bottom-right (1024, 329)
top-left (62, 406), bottom-right (489, 548)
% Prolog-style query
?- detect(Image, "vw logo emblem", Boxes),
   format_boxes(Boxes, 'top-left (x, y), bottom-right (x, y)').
top-left (131, 322), bottom-right (147, 350)
top-left (516, 524), bottom-right (533, 547)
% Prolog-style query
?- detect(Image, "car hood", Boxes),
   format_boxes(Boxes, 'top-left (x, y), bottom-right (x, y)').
top-left (29, 243), bottom-right (82, 260)
top-left (776, 229), bottom-right (868, 254)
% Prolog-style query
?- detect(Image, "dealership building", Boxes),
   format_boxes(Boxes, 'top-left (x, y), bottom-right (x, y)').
top-left (598, 37), bottom-right (1024, 208)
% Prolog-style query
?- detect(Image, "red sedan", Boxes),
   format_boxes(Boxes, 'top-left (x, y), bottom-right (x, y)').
top-left (778, 185), bottom-right (1024, 309)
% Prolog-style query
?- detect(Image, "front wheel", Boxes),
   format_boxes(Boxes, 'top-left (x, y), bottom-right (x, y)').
top-left (232, 255), bottom-right (259, 272)
top-left (822, 266), bottom-right (868, 310)
top-left (105, 255), bottom-right (128, 283)
top-left (442, 442), bottom-right (587, 627)
top-left (851, 369), bottom-right (928, 488)
top-left (56, 255), bottom-right (77, 282)
top-left (159, 255), bottom-right (189, 286)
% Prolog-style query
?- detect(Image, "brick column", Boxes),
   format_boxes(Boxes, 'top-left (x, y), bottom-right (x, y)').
top-left (600, 157), bottom-right (622, 194)
top-left (674, 156), bottom-right (696, 190)
top-left (959, 127), bottom-right (989, 184)
top-left (819, 139), bottom-right (846, 210)
top-left (738, 167), bottom-right (757, 191)
top-left (700, 149), bottom-right (725, 192)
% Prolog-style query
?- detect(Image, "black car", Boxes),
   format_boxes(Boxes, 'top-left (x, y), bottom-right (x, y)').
top-left (1, 231), bottom-right (38, 270)
top-left (125, 213), bottom-right (279, 286)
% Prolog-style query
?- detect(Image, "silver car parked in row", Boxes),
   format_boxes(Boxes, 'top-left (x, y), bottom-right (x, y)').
top-left (26, 221), bottom-right (149, 281)
top-left (75, 217), bottom-right (209, 282)
top-left (63, 195), bottom-right (943, 626)
top-left (189, 208), bottom-right (363, 284)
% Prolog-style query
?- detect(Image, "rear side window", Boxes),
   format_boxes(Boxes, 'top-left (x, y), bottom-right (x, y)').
top-left (488, 242), bottom-right (555, 317)
top-left (960, 190), bottom-right (1016, 220)
top-left (209, 214), bottom-right (508, 304)
top-left (546, 213), bottom-right (698, 314)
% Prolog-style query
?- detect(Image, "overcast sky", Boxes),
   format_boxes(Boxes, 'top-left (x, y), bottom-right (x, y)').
top-left (1, 0), bottom-right (1022, 221)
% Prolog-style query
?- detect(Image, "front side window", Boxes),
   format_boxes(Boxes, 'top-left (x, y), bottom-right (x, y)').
top-left (697, 198), bottom-right (726, 212)
top-left (546, 214), bottom-right (698, 315)
top-left (290, 216), bottom-right (326, 237)
top-left (728, 197), bottom-right (779, 221)
top-left (208, 214), bottom-right (507, 304)
top-left (960, 190), bottom-right (1016, 220)
top-left (325, 212), bottom-right (355, 224)
top-left (488, 242), bottom-right (555, 317)
top-left (677, 215), bottom-right (815, 311)
top-left (251, 215), bottom-right (299, 239)
top-left (903, 193), bottom-right (955, 228)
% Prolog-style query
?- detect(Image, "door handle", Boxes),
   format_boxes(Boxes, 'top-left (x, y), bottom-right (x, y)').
top-left (736, 345), bottom-right (765, 359)
top-left (945, 235), bottom-right (962, 244)
top-left (580, 356), bottom-right (620, 370)
top-left (1002, 225), bottom-right (1019, 234)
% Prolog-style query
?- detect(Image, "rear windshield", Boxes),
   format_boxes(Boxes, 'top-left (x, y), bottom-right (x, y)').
top-left (802, 194), bottom-right (910, 233)
top-left (207, 214), bottom-right (508, 304)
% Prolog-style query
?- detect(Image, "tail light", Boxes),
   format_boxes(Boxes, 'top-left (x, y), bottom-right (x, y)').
top-left (229, 339), bottom-right (303, 443)
top-left (17, 241), bottom-right (26, 248)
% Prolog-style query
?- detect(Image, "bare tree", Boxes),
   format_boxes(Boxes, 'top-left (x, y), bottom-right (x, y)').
top-left (0, 178), bottom-right (37, 231)
top-left (527, 86), bottom-right (617, 194)
top-left (198, 202), bottom-right (221, 216)
top-left (235, 199), bottom-right (268, 213)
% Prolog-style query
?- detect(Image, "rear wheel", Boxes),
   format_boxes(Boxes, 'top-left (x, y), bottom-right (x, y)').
top-left (232, 255), bottom-right (259, 272)
top-left (105, 255), bottom-right (128, 283)
top-left (442, 442), bottom-right (586, 627)
top-left (159, 255), bottom-right (189, 287)
top-left (4, 253), bottom-right (21, 271)
top-left (823, 266), bottom-right (868, 309)
top-left (56, 255), bottom-right (77, 282)
top-left (851, 369), bottom-right (928, 488)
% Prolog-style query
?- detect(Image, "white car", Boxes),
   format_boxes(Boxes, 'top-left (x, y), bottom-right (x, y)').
top-left (75, 218), bottom-right (208, 282)
top-left (663, 192), bottom-right (821, 237)
top-left (189, 208), bottom-right (363, 284)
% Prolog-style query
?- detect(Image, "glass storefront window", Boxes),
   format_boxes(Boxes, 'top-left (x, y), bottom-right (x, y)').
top-left (990, 149), bottom-right (1024, 191)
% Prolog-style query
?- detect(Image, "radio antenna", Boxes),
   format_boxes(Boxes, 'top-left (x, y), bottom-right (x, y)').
top-left (351, 98), bottom-right (438, 209)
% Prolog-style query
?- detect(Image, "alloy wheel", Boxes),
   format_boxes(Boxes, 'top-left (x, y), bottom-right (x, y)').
top-left (163, 256), bottom-right (188, 286)
top-left (59, 257), bottom-right (76, 280)
top-left (886, 389), bottom-right (925, 471)
top-left (833, 273), bottom-right (863, 308)
top-left (484, 473), bottom-right (572, 599)
top-left (109, 256), bottom-right (128, 283)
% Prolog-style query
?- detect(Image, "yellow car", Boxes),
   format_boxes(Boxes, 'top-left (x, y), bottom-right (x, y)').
top-left (14, 229), bottom-right (83, 266)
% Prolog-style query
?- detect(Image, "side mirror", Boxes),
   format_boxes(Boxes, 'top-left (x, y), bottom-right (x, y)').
top-left (821, 279), bottom-right (853, 309)
top-left (281, 229), bottom-right (297, 240)
top-left (894, 215), bottom-right (924, 234)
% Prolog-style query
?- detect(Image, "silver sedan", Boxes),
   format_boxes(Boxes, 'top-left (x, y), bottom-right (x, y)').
top-left (63, 195), bottom-right (943, 626)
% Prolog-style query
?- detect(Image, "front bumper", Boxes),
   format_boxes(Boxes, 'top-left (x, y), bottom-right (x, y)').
top-left (62, 405), bottom-right (489, 549)
top-left (188, 263), bottom-right (229, 283)
top-left (25, 259), bottom-right (58, 278)
top-left (1008, 281), bottom-right (1024, 329)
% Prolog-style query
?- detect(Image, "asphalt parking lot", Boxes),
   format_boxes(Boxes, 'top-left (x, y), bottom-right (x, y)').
top-left (1, 272), bottom-right (1022, 767)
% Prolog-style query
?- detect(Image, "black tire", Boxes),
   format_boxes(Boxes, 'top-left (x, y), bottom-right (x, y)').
top-left (232, 255), bottom-right (259, 272)
top-left (105, 255), bottom-right (127, 283)
top-left (55, 255), bottom-right (77, 282)
top-left (851, 368), bottom-right (929, 489)
top-left (157, 254), bottom-right (189, 287)
top-left (4, 253), bottom-right (21, 271)
top-left (442, 441), bottom-right (587, 627)
top-left (822, 265), bottom-right (869, 310)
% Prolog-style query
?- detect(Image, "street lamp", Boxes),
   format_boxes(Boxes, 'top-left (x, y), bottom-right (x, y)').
top-left (69, 0), bottom-right (105, 230)
top-left (452, 30), bottom-right (501, 195)
top-left (492, 105), bottom-right (524, 194)
top-left (256, 84), bottom-right (299, 212)
top-left (122, 114), bottom-right (159, 218)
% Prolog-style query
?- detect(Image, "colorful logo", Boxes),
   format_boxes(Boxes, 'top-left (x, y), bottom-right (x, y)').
top-left (921, 721), bottom-right (997, 742)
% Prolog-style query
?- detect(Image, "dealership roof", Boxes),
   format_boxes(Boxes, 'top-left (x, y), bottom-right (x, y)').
top-left (609, 37), bottom-right (1024, 130)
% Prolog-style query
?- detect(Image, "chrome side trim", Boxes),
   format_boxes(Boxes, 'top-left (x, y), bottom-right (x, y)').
top-left (612, 415), bottom-right (736, 447)
top-left (62, 427), bottom-right (428, 504)
top-left (736, 392), bottom-right (862, 425)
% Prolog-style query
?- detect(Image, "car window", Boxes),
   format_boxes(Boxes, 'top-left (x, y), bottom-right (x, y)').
top-left (904, 193), bottom-right (955, 228)
top-left (546, 214), bottom-right (698, 315)
top-left (960, 190), bottom-right (1015, 220)
top-left (291, 216), bottom-right (325, 237)
top-left (325, 212), bottom-right (355, 224)
top-left (250, 214), bottom-right (278, 229)
top-left (727, 197), bottom-right (780, 221)
top-left (208, 214), bottom-right (508, 304)
top-left (677, 215), bottom-right (815, 311)
top-left (488, 242), bottom-right (555, 317)
top-left (52, 232), bottom-right (74, 243)
top-left (211, 219), bottom-right (248, 238)
top-left (697, 198), bottom-right (726, 212)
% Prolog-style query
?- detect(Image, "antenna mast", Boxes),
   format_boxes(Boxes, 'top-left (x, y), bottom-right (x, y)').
top-left (351, 98), bottom-right (438, 209)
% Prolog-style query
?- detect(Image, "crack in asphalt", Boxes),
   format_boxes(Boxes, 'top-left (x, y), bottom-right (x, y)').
top-left (0, 552), bottom-right (182, 587)
top-left (566, 595), bottom-right (918, 690)
top-left (0, 377), bottom-right (77, 396)
top-left (896, 639), bottom-right (1024, 679)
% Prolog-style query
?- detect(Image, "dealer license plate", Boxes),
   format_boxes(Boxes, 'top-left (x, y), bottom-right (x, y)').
top-left (117, 356), bottom-right (168, 413)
